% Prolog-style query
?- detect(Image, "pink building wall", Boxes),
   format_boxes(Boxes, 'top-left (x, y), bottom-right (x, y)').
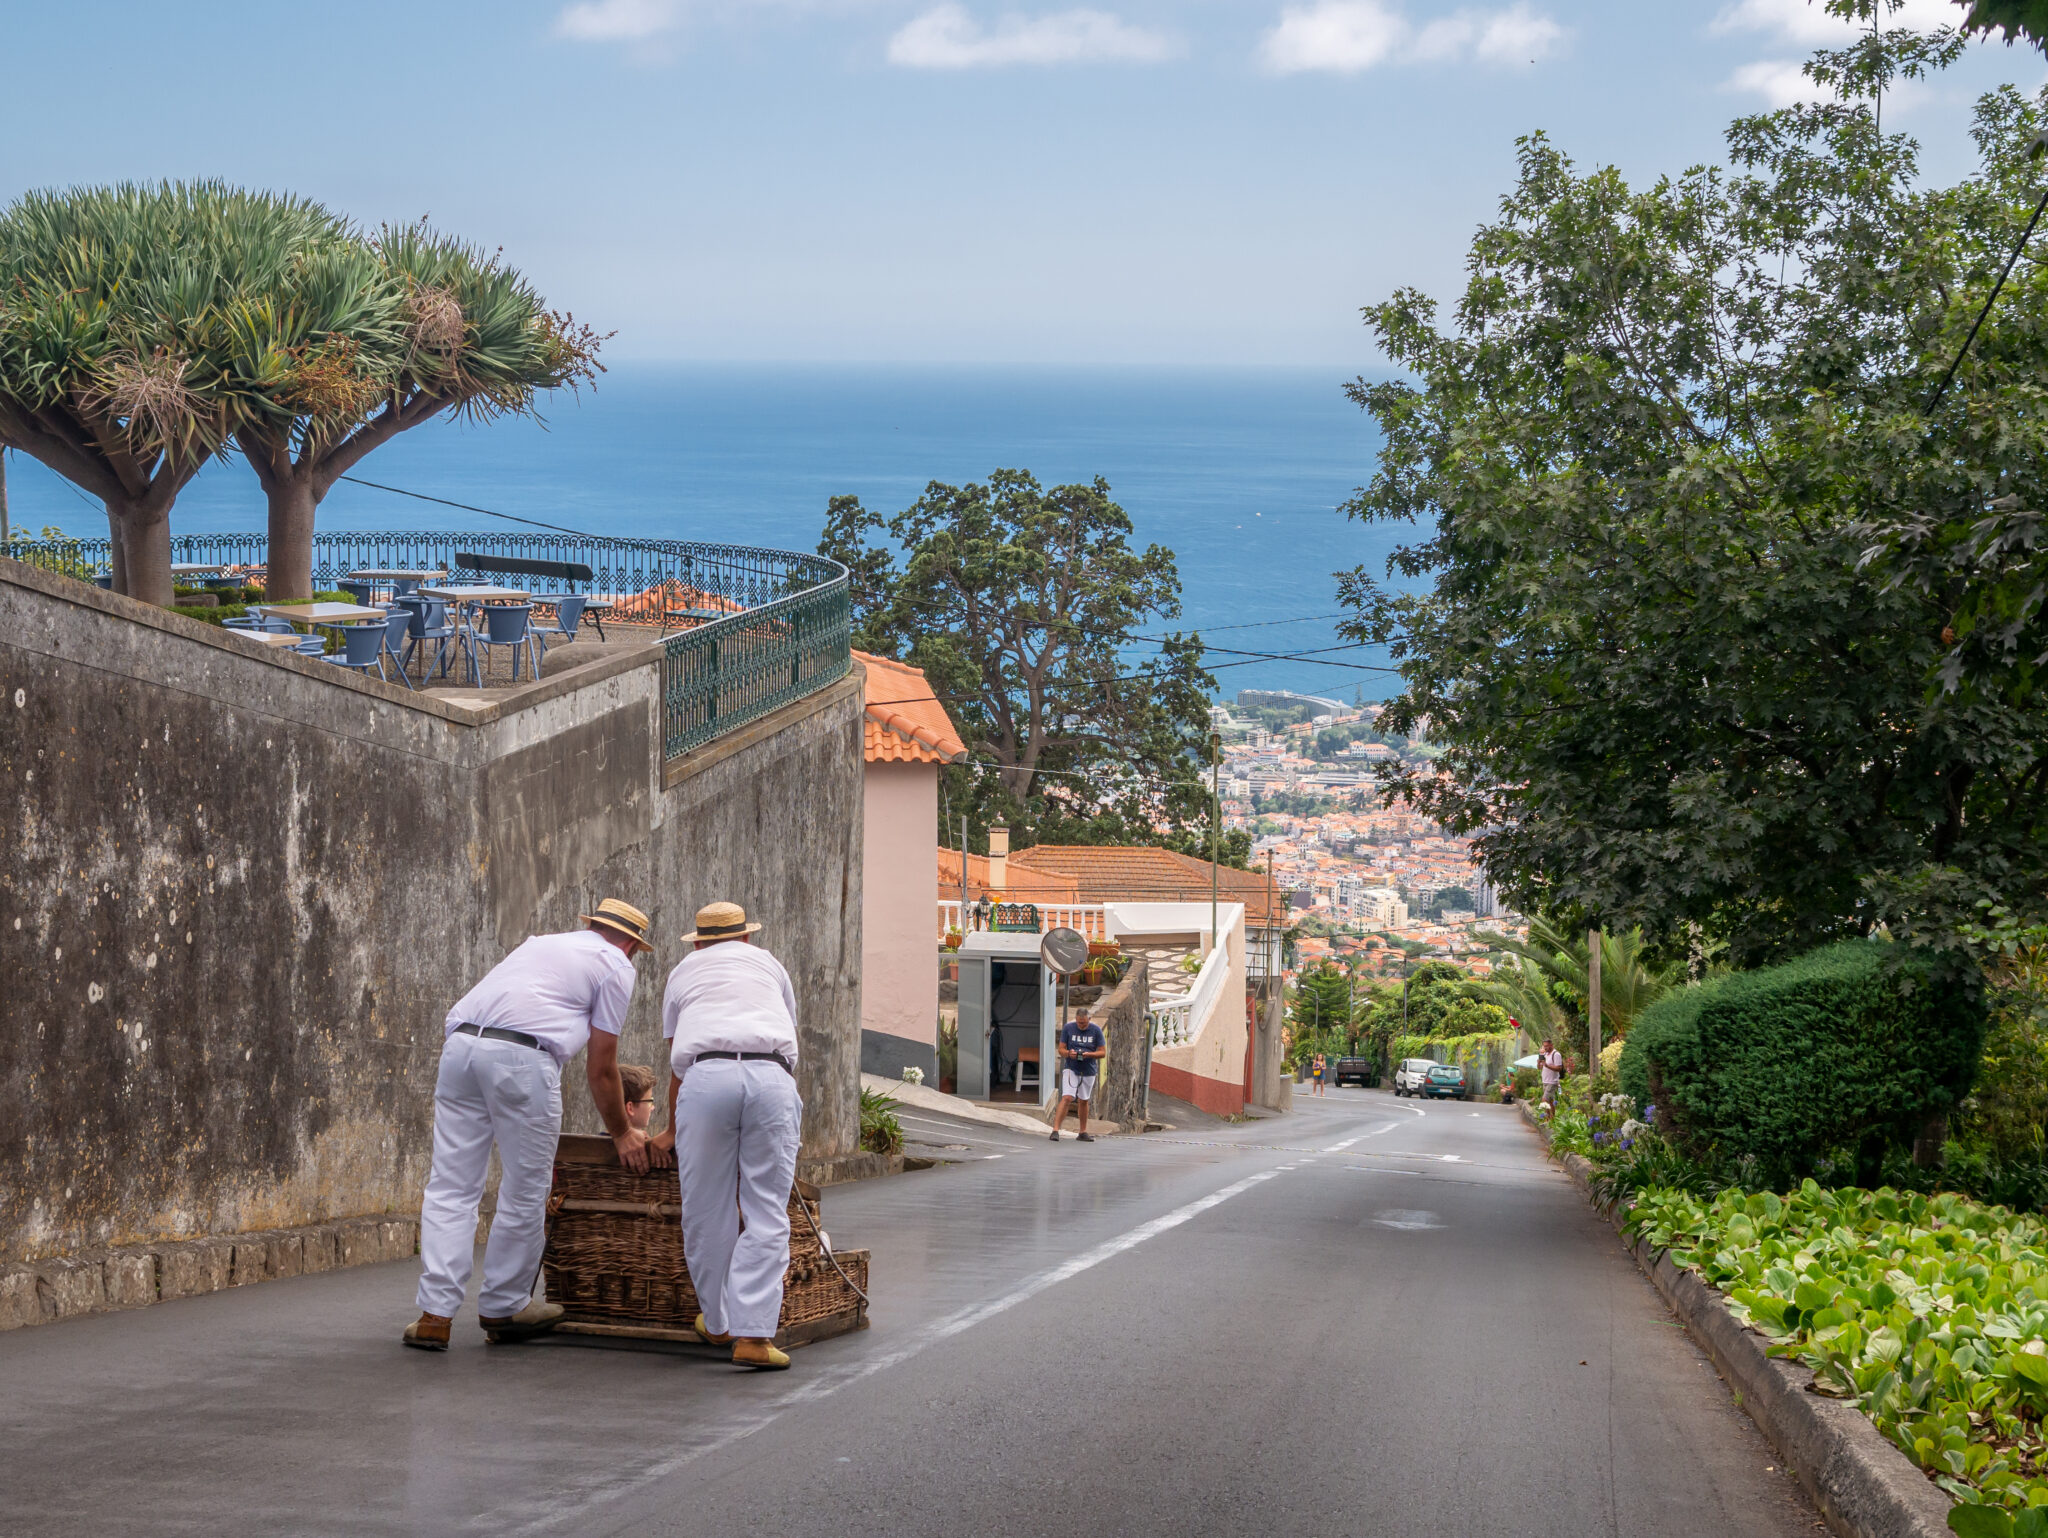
top-left (859, 759), bottom-right (940, 1076)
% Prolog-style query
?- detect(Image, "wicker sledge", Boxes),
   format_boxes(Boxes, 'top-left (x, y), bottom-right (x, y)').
top-left (539, 1134), bottom-right (869, 1350)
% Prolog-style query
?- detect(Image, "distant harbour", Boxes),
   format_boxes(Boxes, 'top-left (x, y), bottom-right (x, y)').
top-left (7, 362), bottom-right (1410, 698)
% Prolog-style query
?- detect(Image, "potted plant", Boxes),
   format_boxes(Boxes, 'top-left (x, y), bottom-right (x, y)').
top-left (943, 927), bottom-right (964, 951)
top-left (937, 1019), bottom-right (958, 1095)
top-left (1079, 962), bottom-right (1103, 985)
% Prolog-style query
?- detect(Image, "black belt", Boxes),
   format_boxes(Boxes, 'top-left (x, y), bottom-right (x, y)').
top-left (697, 1050), bottom-right (793, 1074)
top-left (455, 1023), bottom-right (546, 1052)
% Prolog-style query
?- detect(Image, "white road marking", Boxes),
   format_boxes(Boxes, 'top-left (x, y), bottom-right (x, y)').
top-left (1375, 1209), bottom-right (1443, 1230)
top-left (505, 1164), bottom-right (1288, 1534)
top-left (1325, 1137), bottom-right (1360, 1151)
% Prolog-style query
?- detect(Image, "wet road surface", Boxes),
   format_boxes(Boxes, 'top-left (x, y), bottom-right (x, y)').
top-left (0, 1088), bottom-right (1819, 1537)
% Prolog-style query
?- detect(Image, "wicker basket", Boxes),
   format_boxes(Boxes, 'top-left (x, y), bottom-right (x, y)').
top-left (540, 1134), bottom-right (868, 1349)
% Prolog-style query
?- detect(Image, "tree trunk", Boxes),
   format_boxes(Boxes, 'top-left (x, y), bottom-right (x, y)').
top-left (0, 450), bottom-right (10, 544)
top-left (117, 507), bottom-right (174, 607)
top-left (263, 473), bottom-right (319, 602)
top-left (1911, 1111), bottom-right (1948, 1169)
top-left (107, 507), bottom-right (129, 595)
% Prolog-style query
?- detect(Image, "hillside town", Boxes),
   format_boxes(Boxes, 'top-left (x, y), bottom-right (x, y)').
top-left (1212, 690), bottom-right (1525, 979)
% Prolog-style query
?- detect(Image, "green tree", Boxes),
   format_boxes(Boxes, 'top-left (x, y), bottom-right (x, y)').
top-left (1342, 20), bottom-right (2048, 968)
top-left (0, 182), bottom-right (339, 605)
top-left (233, 222), bottom-right (603, 601)
top-left (823, 470), bottom-right (1217, 849)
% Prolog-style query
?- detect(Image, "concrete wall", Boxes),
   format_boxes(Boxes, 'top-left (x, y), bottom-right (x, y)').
top-left (0, 558), bottom-right (863, 1265)
top-left (858, 759), bottom-right (938, 1081)
top-left (1147, 915), bottom-right (1249, 1117)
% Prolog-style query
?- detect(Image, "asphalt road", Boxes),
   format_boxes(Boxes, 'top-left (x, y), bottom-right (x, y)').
top-left (0, 1088), bottom-right (1820, 1537)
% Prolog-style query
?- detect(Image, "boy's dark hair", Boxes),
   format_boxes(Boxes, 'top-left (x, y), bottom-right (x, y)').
top-left (619, 1064), bottom-right (657, 1102)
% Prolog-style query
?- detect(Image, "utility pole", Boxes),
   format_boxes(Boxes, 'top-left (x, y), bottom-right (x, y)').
top-left (1, 449), bottom-right (9, 545)
top-left (1208, 731), bottom-right (1222, 954)
top-left (1587, 926), bottom-right (1603, 1077)
top-left (959, 814), bottom-right (970, 928)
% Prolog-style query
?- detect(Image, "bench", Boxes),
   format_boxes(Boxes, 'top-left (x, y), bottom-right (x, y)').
top-left (453, 552), bottom-right (606, 633)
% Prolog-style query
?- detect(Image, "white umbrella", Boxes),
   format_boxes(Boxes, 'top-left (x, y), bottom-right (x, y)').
top-left (1512, 1054), bottom-right (1540, 1070)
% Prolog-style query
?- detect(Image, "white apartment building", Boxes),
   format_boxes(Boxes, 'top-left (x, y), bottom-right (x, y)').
top-left (1360, 886), bottom-right (1409, 928)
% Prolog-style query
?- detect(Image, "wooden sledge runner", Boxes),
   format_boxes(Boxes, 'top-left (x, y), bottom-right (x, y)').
top-left (540, 1134), bottom-right (869, 1351)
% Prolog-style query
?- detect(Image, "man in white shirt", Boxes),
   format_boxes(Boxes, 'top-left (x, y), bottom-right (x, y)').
top-left (1539, 1037), bottom-right (1566, 1105)
top-left (402, 899), bottom-right (655, 1352)
top-left (654, 900), bottom-right (802, 1371)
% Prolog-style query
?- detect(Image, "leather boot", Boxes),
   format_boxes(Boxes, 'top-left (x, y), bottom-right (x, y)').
top-left (732, 1337), bottom-right (790, 1371)
top-left (402, 1312), bottom-right (452, 1351)
top-left (480, 1300), bottom-right (565, 1343)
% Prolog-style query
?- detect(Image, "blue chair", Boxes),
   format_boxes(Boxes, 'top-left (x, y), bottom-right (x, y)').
top-left (379, 608), bottom-right (415, 688)
top-left (390, 576), bottom-right (423, 598)
top-left (222, 615), bottom-right (259, 631)
top-left (467, 603), bottom-right (538, 683)
top-left (326, 622), bottom-right (385, 676)
top-left (294, 636), bottom-right (328, 657)
top-left (532, 594), bottom-right (588, 656)
top-left (257, 615), bottom-right (298, 634)
top-left (337, 579), bottom-right (376, 607)
top-left (403, 598), bottom-right (459, 681)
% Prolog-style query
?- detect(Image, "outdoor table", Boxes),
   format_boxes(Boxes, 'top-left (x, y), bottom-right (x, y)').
top-left (347, 568), bottom-right (444, 600)
top-left (578, 593), bottom-right (627, 640)
top-left (171, 562), bottom-right (223, 575)
top-left (418, 585), bottom-right (529, 605)
top-left (255, 602), bottom-right (386, 628)
top-left (234, 630), bottom-right (307, 650)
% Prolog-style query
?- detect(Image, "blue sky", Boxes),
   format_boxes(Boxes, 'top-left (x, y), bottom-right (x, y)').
top-left (3, 0), bottom-right (2042, 365)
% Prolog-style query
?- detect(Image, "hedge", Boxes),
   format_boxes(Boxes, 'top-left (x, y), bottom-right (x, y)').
top-left (1619, 939), bottom-right (1985, 1175)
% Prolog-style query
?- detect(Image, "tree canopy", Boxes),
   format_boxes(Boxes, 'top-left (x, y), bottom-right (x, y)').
top-left (1343, 23), bottom-right (2048, 969)
top-left (822, 469), bottom-right (1218, 851)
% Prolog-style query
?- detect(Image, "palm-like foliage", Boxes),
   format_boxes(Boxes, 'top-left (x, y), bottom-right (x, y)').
top-left (0, 182), bottom-right (346, 603)
top-left (235, 220), bottom-right (605, 599)
top-left (1477, 915), bottom-right (1677, 1046)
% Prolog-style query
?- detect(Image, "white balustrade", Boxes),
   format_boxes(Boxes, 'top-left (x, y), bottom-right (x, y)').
top-left (1150, 998), bottom-right (1195, 1047)
top-left (936, 901), bottom-right (1107, 941)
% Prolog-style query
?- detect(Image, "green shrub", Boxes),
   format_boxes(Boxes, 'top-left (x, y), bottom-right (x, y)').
top-left (1620, 940), bottom-right (1986, 1178)
top-left (859, 1087), bottom-right (903, 1156)
top-left (169, 591), bottom-right (354, 630)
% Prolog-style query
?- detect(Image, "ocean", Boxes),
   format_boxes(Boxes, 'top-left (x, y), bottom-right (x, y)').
top-left (6, 364), bottom-right (1406, 700)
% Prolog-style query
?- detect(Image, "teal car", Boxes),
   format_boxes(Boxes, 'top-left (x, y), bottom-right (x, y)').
top-left (1422, 1063), bottom-right (1469, 1100)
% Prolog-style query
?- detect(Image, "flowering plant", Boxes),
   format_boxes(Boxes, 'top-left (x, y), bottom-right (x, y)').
top-left (901, 1065), bottom-right (925, 1085)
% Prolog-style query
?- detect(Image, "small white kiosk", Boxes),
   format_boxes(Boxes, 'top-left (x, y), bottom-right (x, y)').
top-left (954, 931), bottom-right (1064, 1104)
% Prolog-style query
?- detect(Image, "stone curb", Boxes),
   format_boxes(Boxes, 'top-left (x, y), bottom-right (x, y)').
top-left (1517, 1101), bottom-right (1953, 1538)
top-left (0, 1215), bottom-right (420, 1332)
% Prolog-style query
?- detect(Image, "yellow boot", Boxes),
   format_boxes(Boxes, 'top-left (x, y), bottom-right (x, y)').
top-left (693, 1312), bottom-right (732, 1346)
top-left (402, 1312), bottom-right (452, 1351)
top-left (732, 1337), bottom-right (790, 1371)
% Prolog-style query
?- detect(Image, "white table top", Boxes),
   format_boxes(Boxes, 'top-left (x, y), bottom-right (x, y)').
top-left (171, 563), bottom-right (224, 574)
top-left (235, 629), bottom-right (308, 650)
top-left (256, 602), bottom-right (386, 626)
top-left (420, 585), bottom-right (530, 603)
top-left (347, 569), bottom-right (446, 581)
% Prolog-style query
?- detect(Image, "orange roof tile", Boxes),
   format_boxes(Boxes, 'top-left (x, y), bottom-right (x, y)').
top-left (1006, 844), bottom-right (1286, 926)
top-left (855, 651), bottom-right (967, 765)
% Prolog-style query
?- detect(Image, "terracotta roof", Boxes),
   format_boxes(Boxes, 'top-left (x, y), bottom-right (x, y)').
top-left (1006, 844), bottom-right (1286, 926)
top-left (855, 651), bottom-right (966, 765)
top-left (937, 849), bottom-right (1079, 903)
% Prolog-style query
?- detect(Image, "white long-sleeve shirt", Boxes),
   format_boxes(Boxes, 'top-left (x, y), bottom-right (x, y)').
top-left (661, 940), bottom-right (801, 1080)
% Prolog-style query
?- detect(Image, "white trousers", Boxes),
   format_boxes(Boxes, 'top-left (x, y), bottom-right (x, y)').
top-left (416, 1032), bottom-right (563, 1319)
top-left (677, 1058), bottom-right (803, 1339)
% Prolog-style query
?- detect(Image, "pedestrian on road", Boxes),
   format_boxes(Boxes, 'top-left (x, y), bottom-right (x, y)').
top-left (1048, 1006), bottom-right (1106, 1142)
top-left (403, 899), bottom-right (656, 1352)
top-left (1538, 1038), bottom-right (1565, 1106)
top-left (1312, 1051), bottom-right (1328, 1097)
top-left (654, 901), bottom-right (803, 1372)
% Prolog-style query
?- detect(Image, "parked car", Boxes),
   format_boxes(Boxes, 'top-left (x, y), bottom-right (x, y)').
top-left (1421, 1062), bottom-right (1470, 1100)
top-left (1392, 1057), bottom-right (1437, 1096)
top-left (1333, 1055), bottom-right (1376, 1088)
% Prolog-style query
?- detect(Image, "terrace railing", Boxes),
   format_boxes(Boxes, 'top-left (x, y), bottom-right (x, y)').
top-left (2, 528), bottom-right (850, 766)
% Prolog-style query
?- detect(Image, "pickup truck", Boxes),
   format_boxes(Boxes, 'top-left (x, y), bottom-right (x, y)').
top-left (1332, 1056), bottom-right (1378, 1088)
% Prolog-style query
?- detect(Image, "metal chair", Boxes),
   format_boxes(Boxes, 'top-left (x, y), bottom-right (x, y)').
top-left (531, 594), bottom-right (588, 656)
top-left (326, 622), bottom-right (386, 676)
top-left (379, 608), bottom-right (416, 688)
top-left (337, 579), bottom-right (376, 607)
top-left (222, 615), bottom-right (259, 631)
top-left (294, 635), bottom-right (327, 657)
top-left (466, 603), bottom-right (538, 683)
top-left (390, 576), bottom-right (423, 598)
top-left (404, 599), bottom-right (459, 682)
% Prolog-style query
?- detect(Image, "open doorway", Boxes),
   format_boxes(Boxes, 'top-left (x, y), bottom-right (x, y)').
top-left (954, 933), bottom-right (1061, 1106)
top-left (986, 960), bottom-right (1043, 1103)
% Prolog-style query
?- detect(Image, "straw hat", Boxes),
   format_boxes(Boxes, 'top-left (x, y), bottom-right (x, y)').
top-left (581, 898), bottom-right (654, 951)
top-left (681, 900), bottom-right (762, 943)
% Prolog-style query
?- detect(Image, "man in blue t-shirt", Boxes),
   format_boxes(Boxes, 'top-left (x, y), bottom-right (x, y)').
top-left (1049, 1008), bottom-right (1107, 1143)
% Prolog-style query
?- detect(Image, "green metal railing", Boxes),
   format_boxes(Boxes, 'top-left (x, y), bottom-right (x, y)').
top-left (2, 528), bottom-right (850, 764)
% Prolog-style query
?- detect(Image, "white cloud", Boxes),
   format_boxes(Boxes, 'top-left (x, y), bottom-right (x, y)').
top-left (1258, 1), bottom-right (1564, 75)
top-left (1711, 0), bottom-right (1957, 45)
top-left (555, 0), bottom-right (683, 40)
top-left (1724, 57), bottom-right (1832, 106)
top-left (887, 4), bottom-right (1179, 67)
